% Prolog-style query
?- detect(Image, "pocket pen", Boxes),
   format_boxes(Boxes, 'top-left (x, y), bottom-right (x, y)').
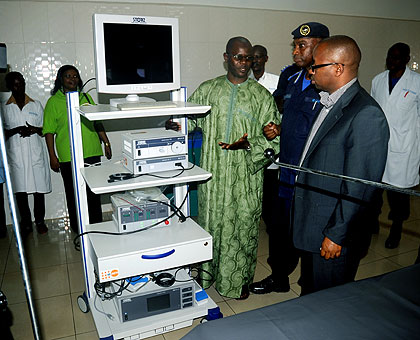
top-left (402, 88), bottom-right (417, 98)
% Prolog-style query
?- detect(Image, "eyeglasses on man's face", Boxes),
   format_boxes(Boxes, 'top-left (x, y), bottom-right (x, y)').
top-left (227, 54), bottom-right (254, 62)
top-left (310, 63), bottom-right (345, 72)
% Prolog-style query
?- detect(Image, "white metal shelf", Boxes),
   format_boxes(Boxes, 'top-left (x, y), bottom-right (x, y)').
top-left (90, 276), bottom-right (217, 339)
top-left (88, 219), bottom-right (212, 282)
top-left (81, 162), bottom-right (211, 194)
top-left (77, 101), bottom-right (210, 121)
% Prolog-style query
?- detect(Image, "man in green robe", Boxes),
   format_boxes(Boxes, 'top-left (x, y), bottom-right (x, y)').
top-left (187, 37), bottom-right (280, 299)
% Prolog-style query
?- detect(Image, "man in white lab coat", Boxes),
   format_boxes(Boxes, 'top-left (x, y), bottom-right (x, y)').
top-left (371, 43), bottom-right (420, 248)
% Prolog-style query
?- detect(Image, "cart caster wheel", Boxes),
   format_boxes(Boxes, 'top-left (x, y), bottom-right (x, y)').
top-left (77, 293), bottom-right (89, 313)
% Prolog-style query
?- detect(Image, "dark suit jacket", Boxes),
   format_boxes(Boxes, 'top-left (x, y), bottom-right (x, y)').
top-left (292, 80), bottom-right (390, 253)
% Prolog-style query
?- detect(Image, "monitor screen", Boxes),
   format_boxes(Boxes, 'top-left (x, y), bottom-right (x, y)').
top-left (93, 14), bottom-right (180, 95)
top-left (104, 23), bottom-right (174, 86)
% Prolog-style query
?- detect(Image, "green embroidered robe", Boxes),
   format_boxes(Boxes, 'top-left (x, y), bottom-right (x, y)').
top-left (188, 76), bottom-right (280, 298)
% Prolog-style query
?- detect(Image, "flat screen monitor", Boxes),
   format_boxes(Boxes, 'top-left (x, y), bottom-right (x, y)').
top-left (93, 14), bottom-right (180, 95)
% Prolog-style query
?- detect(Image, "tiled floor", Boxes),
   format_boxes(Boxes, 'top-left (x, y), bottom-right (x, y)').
top-left (1, 192), bottom-right (419, 340)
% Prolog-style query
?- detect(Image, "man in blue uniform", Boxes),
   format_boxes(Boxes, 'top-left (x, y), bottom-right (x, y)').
top-left (273, 63), bottom-right (301, 113)
top-left (250, 22), bottom-right (329, 294)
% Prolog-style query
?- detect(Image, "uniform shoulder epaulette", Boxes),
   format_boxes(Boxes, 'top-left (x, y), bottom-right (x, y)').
top-left (280, 64), bottom-right (302, 81)
top-left (281, 64), bottom-right (293, 73)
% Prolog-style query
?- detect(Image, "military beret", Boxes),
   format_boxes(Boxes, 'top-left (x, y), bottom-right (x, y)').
top-left (291, 22), bottom-right (329, 39)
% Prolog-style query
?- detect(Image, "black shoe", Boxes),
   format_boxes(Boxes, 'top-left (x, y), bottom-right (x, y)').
top-left (249, 275), bottom-right (290, 294)
top-left (385, 235), bottom-right (400, 249)
top-left (235, 285), bottom-right (250, 300)
top-left (385, 222), bottom-right (402, 249)
top-left (20, 223), bottom-right (33, 238)
top-left (20, 227), bottom-right (32, 239)
top-left (36, 222), bottom-right (48, 234)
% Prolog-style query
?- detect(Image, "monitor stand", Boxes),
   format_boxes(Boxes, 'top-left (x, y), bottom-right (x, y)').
top-left (109, 95), bottom-right (155, 108)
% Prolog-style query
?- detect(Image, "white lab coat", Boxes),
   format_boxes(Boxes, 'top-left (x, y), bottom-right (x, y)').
top-left (1, 98), bottom-right (51, 193)
top-left (249, 71), bottom-right (280, 94)
top-left (371, 67), bottom-right (420, 188)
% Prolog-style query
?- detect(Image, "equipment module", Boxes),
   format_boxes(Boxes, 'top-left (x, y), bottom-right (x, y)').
top-left (122, 128), bottom-right (187, 160)
top-left (111, 188), bottom-right (171, 233)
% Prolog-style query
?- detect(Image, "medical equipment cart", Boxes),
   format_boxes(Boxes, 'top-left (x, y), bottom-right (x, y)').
top-left (66, 89), bottom-right (217, 340)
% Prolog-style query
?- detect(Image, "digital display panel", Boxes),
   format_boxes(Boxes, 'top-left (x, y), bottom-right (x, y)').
top-left (147, 293), bottom-right (170, 312)
top-left (103, 23), bottom-right (173, 86)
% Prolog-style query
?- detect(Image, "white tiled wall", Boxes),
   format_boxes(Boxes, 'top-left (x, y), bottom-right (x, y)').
top-left (1, 1), bottom-right (419, 222)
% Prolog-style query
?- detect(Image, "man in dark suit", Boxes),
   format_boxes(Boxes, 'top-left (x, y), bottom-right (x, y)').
top-left (293, 35), bottom-right (390, 295)
top-left (250, 22), bottom-right (329, 296)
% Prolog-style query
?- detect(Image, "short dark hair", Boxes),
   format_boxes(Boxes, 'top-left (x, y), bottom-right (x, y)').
top-left (252, 45), bottom-right (268, 56)
top-left (5, 71), bottom-right (24, 91)
top-left (321, 35), bottom-right (362, 67)
top-left (389, 42), bottom-right (410, 58)
top-left (51, 65), bottom-right (83, 95)
top-left (226, 37), bottom-right (252, 55)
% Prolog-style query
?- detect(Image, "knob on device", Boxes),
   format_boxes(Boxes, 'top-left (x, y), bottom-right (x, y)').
top-left (171, 141), bottom-right (183, 153)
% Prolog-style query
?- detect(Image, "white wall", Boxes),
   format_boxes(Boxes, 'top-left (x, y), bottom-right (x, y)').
top-left (1, 1), bottom-right (419, 223)
top-left (20, 0), bottom-right (420, 21)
